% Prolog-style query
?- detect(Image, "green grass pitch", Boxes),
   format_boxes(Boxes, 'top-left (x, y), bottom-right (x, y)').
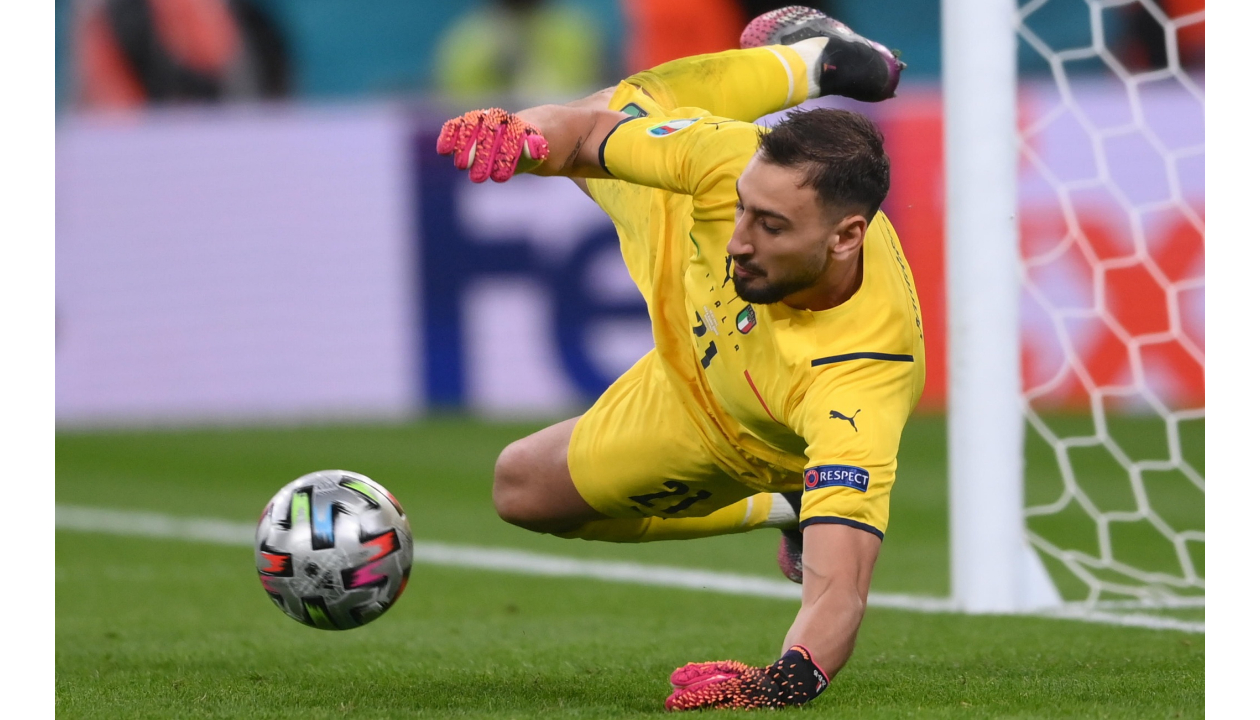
top-left (56, 416), bottom-right (1203, 718)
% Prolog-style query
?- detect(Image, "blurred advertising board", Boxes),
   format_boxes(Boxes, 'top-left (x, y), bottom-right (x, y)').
top-left (55, 80), bottom-right (1202, 426)
top-left (414, 136), bottom-right (648, 417)
top-left (55, 106), bottom-right (419, 425)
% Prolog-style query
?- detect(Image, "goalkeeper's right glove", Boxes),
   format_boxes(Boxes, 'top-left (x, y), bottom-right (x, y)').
top-left (664, 645), bottom-right (831, 711)
top-left (436, 108), bottom-right (550, 184)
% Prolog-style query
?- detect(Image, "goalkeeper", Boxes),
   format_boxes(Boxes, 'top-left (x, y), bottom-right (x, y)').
top-left (437, 6), bottom-right (923, 711)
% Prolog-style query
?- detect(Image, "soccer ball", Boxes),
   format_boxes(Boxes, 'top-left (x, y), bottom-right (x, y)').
top-left (255, 470), bottom-right (413, 630)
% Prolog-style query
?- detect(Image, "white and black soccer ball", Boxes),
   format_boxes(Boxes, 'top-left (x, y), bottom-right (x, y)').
top-left (255, 470), bottom-right (413, 630)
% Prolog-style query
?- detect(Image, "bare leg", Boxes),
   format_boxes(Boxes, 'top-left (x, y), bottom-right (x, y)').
top-left (492, 417), bottom-right (609, 534)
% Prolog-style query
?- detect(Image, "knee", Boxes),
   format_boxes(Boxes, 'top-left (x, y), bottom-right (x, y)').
top-left (492, 440), bottom-right (547, 530)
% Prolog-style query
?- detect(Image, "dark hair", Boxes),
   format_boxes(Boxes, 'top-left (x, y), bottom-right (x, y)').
top-left (758, 108), bottom-right (890, 220)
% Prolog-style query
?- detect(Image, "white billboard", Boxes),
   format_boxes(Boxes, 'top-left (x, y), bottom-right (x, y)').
top-left (55, 106), bottom-right (419, 425)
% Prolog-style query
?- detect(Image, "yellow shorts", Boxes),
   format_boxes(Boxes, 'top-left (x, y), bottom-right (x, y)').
top-left (568, 350), bottom-right (797, 519)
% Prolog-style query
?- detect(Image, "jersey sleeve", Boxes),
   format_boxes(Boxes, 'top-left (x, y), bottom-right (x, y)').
top-left (788, 357), bottom-right (919, 539)
top-left (598, 112), bottom-right (763, 222)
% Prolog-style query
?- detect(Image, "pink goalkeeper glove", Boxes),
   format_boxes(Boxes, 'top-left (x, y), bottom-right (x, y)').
top-left (664, 646), bottom-right (830, 711)
top-left (435, 108), bottom-right (550, 183)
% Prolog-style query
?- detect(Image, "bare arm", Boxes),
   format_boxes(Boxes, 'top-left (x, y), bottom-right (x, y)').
top-left (782, 522), bottom-right (882, 676)
top-left (514, 104), bottom-right (628, 179)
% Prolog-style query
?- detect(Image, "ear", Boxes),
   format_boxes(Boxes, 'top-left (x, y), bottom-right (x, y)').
top-left (829, 214), bottom-right (868, 261)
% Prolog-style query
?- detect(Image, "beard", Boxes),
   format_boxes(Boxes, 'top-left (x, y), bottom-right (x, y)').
top-left (732, 255), bottom-right (827, 305)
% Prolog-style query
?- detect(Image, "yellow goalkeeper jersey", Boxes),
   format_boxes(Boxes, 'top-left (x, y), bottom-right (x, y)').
top-left (587, 97), bottom-right (925, 537)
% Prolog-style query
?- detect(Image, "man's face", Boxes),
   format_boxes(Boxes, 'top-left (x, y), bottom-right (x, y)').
top-left (728, 155), bottom-right (839, 305)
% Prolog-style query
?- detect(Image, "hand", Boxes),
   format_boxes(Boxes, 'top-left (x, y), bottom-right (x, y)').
top-left (435, 108), bottom-right (550, 183)
top-left (664, 646), bottom-right (830, 711)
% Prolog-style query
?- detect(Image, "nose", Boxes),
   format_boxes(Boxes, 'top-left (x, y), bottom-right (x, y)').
top-left (727, 213), bottom-right (755, 258)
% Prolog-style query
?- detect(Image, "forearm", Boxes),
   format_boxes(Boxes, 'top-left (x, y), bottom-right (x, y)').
top-left (784, 522), bottom-right (881, 677)
top-left (782, 577), bottom-right (866, 677)
top-left (515, 104), bottom-right (624, 178)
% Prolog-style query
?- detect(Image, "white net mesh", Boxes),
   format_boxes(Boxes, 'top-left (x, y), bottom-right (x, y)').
top-left (1014, 0), bottom-right (1204, 616)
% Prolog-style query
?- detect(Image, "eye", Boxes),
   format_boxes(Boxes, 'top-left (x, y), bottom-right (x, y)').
top-left (761, 220), bottom-right (782, 235)
top-left (735, 201), bottom-right (744, 214)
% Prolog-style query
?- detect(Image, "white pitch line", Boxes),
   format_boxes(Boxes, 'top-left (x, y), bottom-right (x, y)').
top-left (1037, 606), bottom-right (1206, 633)
top-left (56, 504), bottom-right (254, 546)
top-left (54, 505), bottom-right (1201, 633)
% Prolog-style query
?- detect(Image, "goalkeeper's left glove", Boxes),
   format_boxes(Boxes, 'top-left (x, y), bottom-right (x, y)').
top-left (664, 645), bottom-right (830, 711)
top-left (435, 108), bottom-right (550, 183)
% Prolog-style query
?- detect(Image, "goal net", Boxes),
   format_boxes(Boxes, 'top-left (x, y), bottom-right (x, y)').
top-left (1014, 0), bottom-right (1204, 621)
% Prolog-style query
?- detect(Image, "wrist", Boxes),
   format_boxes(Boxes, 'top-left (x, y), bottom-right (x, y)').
top-left (765, 645), bottom-right (830, 704)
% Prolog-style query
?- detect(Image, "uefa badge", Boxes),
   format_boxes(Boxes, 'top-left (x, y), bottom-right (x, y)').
top-left (804, 467), bottom-right (820, 490)
top-left (647, 118), bottom-right (700, 137)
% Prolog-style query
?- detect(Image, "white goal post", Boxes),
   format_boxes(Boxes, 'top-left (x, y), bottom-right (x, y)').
top-left (943, 0), bottom-right (1205, 622)
top-left (944, 0), bottom-right (1062, 613)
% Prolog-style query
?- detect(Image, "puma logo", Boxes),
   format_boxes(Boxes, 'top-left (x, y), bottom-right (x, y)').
top-left (829, 409), bottom-right (860, 431)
